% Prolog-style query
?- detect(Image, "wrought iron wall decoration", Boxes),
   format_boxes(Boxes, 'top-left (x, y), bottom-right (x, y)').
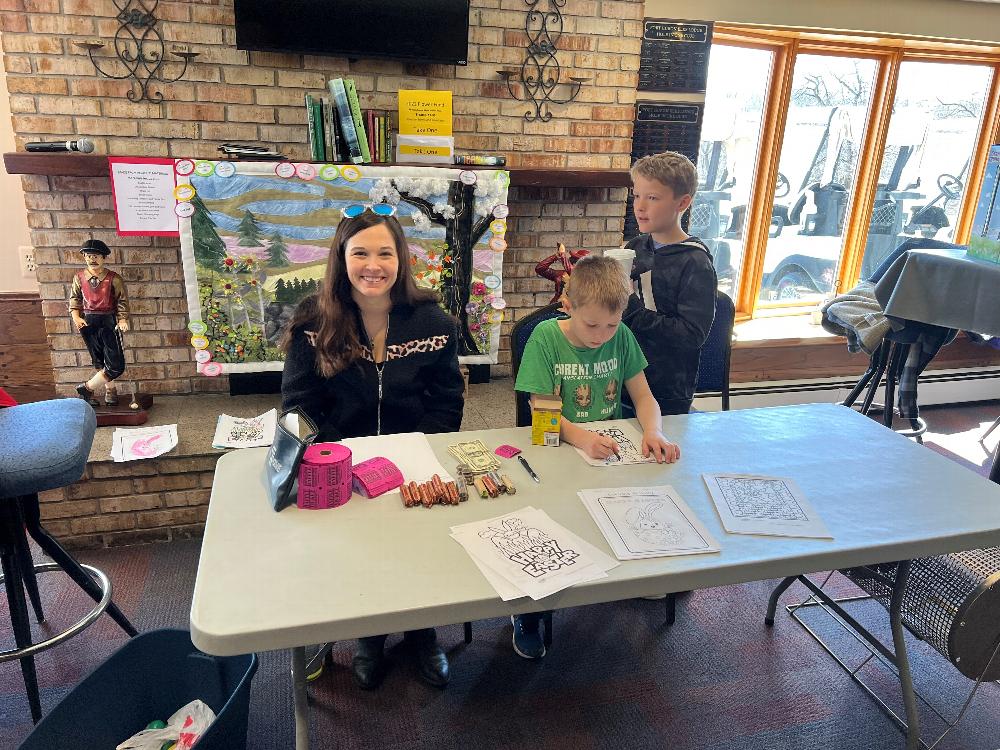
top-left (73, 0), bottom-right (198, 103)
top-left (497, 0), bottom-right (589, 122)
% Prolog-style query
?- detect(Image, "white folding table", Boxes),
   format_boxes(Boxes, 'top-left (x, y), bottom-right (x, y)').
top-left (190, 404), bottom-right (1000, 750)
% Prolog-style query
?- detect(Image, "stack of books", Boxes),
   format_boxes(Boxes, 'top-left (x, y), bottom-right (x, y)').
top-left (305, 78), bottom-right (395, 164)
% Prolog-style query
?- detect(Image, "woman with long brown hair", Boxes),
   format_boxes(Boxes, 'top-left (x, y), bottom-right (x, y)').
top-left (281, 207), bottom-right (464, 690)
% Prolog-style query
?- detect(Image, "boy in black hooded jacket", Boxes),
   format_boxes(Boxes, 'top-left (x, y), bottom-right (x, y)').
top-left (622, 152), bottom-right (717, 415)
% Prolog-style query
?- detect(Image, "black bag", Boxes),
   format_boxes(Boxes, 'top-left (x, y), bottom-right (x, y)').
top-left (265, 408), bottom-right (319, 511)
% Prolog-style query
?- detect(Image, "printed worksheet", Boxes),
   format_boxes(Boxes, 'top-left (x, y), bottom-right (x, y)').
top-left (579, 486), bottom-right (720, 560)
top-left (212, 408), bottom-right (277, 449)
top-left (573, 420), bottom-right (657, 467)
top-left (451, 506), bottom-right (617, 600)
top-left (702, 473), bottom-right (832, 539)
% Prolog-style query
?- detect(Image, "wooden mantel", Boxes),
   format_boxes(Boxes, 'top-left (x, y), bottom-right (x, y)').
top-left (3, 152), bottom-right (630, 188)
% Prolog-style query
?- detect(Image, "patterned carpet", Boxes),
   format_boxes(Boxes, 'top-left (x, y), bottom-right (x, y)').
top-left (2, 402), bottom-right (999, 749)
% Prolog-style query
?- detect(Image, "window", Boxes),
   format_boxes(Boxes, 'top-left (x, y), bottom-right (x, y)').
top-left (694, 30), bottom-right (1000, 321)
top-left (689, 45), bottom-right (772, 298)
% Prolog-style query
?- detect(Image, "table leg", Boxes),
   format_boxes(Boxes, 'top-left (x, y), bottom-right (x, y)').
top-left (889, 560), bottom-right (920, 750)
top-left (291, 646), bottom-right (310, 750)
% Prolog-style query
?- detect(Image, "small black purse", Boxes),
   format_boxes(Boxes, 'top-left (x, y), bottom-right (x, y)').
top-left (265, 408), bottom-right (319, 511)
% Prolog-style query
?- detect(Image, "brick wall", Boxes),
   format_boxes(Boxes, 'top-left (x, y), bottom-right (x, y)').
top-left (3, 0), bottom-right (642, 389)
top-left (37, 454), bottom-right (217, 549)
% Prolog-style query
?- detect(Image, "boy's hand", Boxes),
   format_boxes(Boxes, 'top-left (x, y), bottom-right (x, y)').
top-left (586, 431), bottom-right (620, 461)
top-left (72, 315), bottom-right (86, 332)
top-left (642, 429), bottom-right (680, 464)
top-left (117, 319), bottom-right (129, 332)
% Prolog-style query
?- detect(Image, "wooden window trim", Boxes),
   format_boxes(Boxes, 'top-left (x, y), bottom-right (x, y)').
top-left (713, 25), bottom-right (1000, 321)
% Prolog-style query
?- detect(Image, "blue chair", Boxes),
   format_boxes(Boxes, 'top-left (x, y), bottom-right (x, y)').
top-left (694, 291), bottom-right (736, 410)
top-left (18, 629), bottom-right (258, 750)
top-left (0, 399), bottom-right (137, 723)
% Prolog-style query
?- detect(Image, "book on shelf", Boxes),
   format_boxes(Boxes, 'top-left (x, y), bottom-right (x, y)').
top-left (328, 78), bottom-right (364, 164)
top-left (304, 93), bottom-right (318, 161)
top-left (311, 98), bottom-right (324, 160)
top-left (344, 78), bottom-right (371, 164)
top-left (321, 96), bottom-right (339, 163)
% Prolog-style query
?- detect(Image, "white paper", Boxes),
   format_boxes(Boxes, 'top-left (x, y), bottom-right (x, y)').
top-left (573, 420), bottom-right (656, 467)
top-left (702, 473), bottom-right (832, 539)
top-left (450, 507), bottom-right (617, 601)
top-left (109, 159), bottom-right (178, 235)
top-left (212, 409), bottom-right (277, 449)
top-left (579, 485), bottom-right (720, 560)
top-left (110, 424), bottom-right (178, 462)
top-left (339, 432), bottom-right (452, 493)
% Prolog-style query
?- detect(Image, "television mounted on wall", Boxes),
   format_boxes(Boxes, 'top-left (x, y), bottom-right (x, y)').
top-left (234, 0), bottom-right (471, 66)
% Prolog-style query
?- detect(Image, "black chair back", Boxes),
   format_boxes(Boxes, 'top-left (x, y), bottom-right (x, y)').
top-left (694, 291), bottom-right (736, 410)
top-left (510, 302), bottom-right (564, 427)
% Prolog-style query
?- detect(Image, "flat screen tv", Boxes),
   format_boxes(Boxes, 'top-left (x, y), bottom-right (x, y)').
top-left (234, 0), bottom-right (470, 66)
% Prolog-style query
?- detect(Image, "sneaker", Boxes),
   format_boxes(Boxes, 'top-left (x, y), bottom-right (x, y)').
top-left (511, 614), bottom-right (545, 659)
top-left (75, 383), bottom-right (99, 407)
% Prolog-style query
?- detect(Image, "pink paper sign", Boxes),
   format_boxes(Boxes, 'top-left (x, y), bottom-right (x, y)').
top-left (495, 444), bottom-right (522, 458)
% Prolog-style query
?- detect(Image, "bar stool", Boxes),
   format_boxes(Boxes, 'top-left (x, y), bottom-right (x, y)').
top-left (0, 398), bottom-right (137, 722)
top-left (840, 320), bottom-right (955, 442)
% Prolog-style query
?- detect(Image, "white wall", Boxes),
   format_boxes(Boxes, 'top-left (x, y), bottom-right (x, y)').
top-left (645, 0), bottom-right (1000, 46)
top-left (0, 32), bottom-right (35, 293)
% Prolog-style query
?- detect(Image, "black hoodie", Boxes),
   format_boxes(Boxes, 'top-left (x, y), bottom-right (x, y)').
top-left (281, 300), bottom-right (465, 441)
top-left (621, 234), bottom-right (717, 414)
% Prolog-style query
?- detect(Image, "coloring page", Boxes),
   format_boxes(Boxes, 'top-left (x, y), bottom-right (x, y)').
top-left (579, 486), bottom-right (720, 560)
top-left (450, 507), bottom-right (616, 600)
top-left (212, 408), bottom-right (277, 449)
top-left (573, 420), bottom-right (656, 467)
top-left (110, 424), bottom-right (178, 463)
top-left (702, 473), bottom-right (832, 539)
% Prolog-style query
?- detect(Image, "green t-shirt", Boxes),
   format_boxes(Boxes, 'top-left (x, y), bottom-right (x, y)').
top-left (515, 318), bottom-right (648, 423)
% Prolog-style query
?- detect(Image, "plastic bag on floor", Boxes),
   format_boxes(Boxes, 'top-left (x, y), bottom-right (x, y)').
top-left (116, 699), bottom-right (216, 750)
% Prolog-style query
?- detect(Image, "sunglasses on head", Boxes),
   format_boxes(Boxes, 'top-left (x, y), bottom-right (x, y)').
top-left (341, 203), bottom-right (396, 219)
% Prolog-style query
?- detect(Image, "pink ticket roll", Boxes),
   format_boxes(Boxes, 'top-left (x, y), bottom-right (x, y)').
top-left (352, 457), bottom-right (404, 498)
top-left (298, 443), bottom-right (353, 509)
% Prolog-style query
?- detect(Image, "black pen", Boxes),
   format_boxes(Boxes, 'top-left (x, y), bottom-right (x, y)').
top-left (517, 455), bottom-right (540, 483)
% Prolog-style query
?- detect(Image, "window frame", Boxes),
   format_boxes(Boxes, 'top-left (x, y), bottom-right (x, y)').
top-left (711, 26), bottom-right (1000, 321)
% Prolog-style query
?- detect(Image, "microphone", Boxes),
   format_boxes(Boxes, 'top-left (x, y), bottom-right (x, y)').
top-left (25, 138), bottom-right (95, 153)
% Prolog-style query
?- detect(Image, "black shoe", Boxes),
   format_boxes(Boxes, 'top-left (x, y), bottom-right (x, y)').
top-left (414, 640), bottom-right (449, 688)
top-left (351, 637), bottom-right (387, 690)
top-left (75, 383), bottom-right (99, 407)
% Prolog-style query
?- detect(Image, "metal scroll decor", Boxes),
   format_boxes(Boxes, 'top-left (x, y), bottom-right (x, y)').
top-left (73, 0), bottom-right (198, 103)
top-left (497, 0), bottom-right (589, 122)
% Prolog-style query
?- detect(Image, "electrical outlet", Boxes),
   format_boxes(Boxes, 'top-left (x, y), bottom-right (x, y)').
top-left (19, 246), bottom-right (36, 278)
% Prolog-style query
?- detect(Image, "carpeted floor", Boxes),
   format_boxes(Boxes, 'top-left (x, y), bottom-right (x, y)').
top-left (2, 400), bottom-right (998, 749)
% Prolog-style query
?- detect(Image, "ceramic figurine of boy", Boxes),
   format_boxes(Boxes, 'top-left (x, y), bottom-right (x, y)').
top-left (68, 239), bottom-right (130, 406)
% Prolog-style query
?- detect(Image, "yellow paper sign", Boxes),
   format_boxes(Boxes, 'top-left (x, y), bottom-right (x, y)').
top-left (398, 89), bottom-right (453, 136)
top-left (399, 144), bottom-right (452, 157)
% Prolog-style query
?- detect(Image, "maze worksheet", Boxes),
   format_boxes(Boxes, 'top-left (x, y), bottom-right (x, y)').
top-left (703, 474), bottom-right (832, 539)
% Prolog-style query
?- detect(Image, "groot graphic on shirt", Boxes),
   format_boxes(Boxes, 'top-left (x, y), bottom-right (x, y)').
top-left (604, 378), bottom-right (618, 405)
top-left (573, 382), bottom-right (592, 409)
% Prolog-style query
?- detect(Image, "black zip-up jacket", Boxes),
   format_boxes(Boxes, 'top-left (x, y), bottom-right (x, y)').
top-left (621, 234), bottom-right (717, 415)
top-left (281, 299), bottom-right (465, 441)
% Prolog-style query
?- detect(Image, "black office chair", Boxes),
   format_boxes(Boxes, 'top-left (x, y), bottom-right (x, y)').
top-left (694, 291), bottom-right (736, 411)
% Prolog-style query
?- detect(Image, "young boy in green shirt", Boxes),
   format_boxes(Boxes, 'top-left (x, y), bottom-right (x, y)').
top-left (512, 255), bottom-right (681, 658)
